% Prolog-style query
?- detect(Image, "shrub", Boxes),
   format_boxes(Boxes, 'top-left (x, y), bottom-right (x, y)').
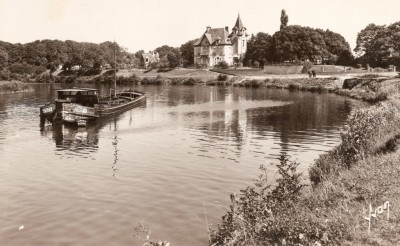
top-left (0, 68), bottom-right (10, 80)
top-left (343, 78), bottom-right (362, 89)
top-left (34, 66), bottom-right (47, 75)
top-left (217, 74), bottom-right (227, 81)
top-left (0, 80), bottom-right (28, 92)
top-left (140, 77), bottom-right (152, 85)
top-left (288, 83), bottom-right (301, 90)
top-left (210, 155), bottom-right (309, 245)
top-left (253, 61), bottom-right (260, 68)
top-left (36, 73), bottom-right (54, 83)
top-left (81, 68), bottom-right (102, 76)
top-left (195, 63), bottom-right (207, 69)
top-left (238, 79), bottom-right (263, 87)
top-left (217, 61), bottom-right (229, 69)
top-left (121, 74), bottom-right (140, 84)
top-left (310, 100), bottom-right (400, 185)
top-left (9, 63), bottom-right (35, 75)
top-left (182, 77), bottom-right (199, 86)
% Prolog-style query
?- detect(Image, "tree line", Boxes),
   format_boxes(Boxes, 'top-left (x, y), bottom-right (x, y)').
top-left (244, 10), bottom-right (400, 69)
top-left (354, 22), bottom-right (400, 68)
top-left (243, 10), bottom-right (354, 67)
top-left (0, 11), bottom-right (398, 81)
top-left (0, 38), bottom-right (198, 80)
top-left (0, 39), bottom-right (140, 80)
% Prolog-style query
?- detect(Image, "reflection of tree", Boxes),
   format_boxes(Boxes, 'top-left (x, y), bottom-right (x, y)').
top-left (111, 135), bottom-right (119, 177)
top-left (246, 92), bottom-right (357, 155)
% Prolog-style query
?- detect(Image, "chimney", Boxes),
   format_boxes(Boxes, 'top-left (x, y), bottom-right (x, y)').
top-left (206, 26), bottom-right (211, 33)
top-left (225, 26), bottom-right (229, 33)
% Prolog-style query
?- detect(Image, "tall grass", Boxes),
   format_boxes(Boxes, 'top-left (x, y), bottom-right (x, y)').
top-left (233, 78), bottom-right (338, 92)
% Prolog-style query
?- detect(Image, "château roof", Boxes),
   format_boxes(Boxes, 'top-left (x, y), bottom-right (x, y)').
top-left (193, 28), bottom-right (232, 46)
top-left (230, 14), bottom-right (248, 37)
top-left (234, 14), bottom-right (244, 30)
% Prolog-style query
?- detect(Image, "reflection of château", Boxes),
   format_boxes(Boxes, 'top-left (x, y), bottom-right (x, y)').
top-left (41, 124), bottom-right (100, 153)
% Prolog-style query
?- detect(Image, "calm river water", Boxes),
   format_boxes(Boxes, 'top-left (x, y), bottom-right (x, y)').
top-left (0, 84), bottom-right (365, 245)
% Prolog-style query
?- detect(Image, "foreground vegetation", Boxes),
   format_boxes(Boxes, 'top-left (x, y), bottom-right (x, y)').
top-left (209, 78), bottom-right (400, 245)
top-left (0, 80), bottom-right (28, 92)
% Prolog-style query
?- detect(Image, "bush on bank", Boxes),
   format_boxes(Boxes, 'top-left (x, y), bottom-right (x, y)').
top-left (0, 80), bottom-right (28, 92)
top-left (338, 78), bottom-right (400, 102)
top-left (210, 92), bottom-right (400, 245)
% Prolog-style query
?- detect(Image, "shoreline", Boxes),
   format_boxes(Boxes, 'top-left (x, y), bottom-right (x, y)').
top-left (3, 71), bottom-right (399, 104)
top-left (0, 80), bottom-right (29, 93)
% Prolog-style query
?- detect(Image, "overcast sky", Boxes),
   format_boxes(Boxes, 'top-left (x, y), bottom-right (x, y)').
top-left (0, 0), bottom-right (399, 53)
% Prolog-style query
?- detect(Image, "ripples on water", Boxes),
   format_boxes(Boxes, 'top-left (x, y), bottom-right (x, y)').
top-left (0, 85), bottom-right (366, 245)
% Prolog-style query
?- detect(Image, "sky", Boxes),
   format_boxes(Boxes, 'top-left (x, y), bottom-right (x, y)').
top-left (0, 0), bottom-right (400, 53)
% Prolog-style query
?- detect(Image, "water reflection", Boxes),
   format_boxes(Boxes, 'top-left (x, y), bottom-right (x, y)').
top-left (40, 124), bottom-right (99, 155)
top-left (1, 84), bottom-right (369, 246)
top-left (111, 135), bottom-right (119, 177)
top-left (149, 86), bottom-right (358, 164)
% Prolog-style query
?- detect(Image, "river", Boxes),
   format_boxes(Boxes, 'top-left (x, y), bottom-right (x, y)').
top-left (0, 84), bottom-right (365, 245)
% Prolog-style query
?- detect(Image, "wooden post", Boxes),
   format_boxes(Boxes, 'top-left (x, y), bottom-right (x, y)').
top-left (114, 40), bottom-right (117, 97)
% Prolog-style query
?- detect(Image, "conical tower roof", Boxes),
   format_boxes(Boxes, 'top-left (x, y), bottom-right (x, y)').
top-left (234, 14), bottom-right (244, 30)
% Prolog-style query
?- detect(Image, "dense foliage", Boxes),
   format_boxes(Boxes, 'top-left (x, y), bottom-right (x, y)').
top-left (0, 40), bottom-right (139, 80)
top-left (355, 22), bottom-right (400, 68)
top-left (244, 26), bottom-right (354, 67)
top-left (180, 39), bottom-right (198, 67)
top-left (155, 45), bottom-right (182, 69)
top-left (243, 33), bottom-right (273, 67)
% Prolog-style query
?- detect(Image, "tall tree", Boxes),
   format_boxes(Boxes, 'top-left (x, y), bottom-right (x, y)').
top-left (155, 45), bottom-right (182, 68)
top-left (280, 9), bottom-right (289, 31)
top-left (243, 32), bottom-right (273, 66)
top-left (167, 52), bottom-right (180, 68)
top-left (354, 24), bottom-right (385, 58)
top-left (271, 25), bottom-right (351, 64)
top-left (355, 22), bottom-right (400, 67)
top-left (180, 39), bottom-right (198, 67)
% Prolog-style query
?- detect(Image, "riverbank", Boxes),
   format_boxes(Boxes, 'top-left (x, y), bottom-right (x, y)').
top-left (0, 80), bottom-right (28, 93)
top-left (210, 77), bottom-right (400, 245)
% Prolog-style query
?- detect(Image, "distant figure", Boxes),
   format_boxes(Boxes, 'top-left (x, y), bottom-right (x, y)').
top-left (312, 70), bottom-right (316, 78)
top-left (308, 70), bottom-right (312, 78)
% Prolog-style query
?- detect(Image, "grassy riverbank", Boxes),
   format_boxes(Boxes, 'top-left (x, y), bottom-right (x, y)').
top-left (209, 77), bottom-right (400, 245)
top-left (0, 80), bottom-right (28, 92)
